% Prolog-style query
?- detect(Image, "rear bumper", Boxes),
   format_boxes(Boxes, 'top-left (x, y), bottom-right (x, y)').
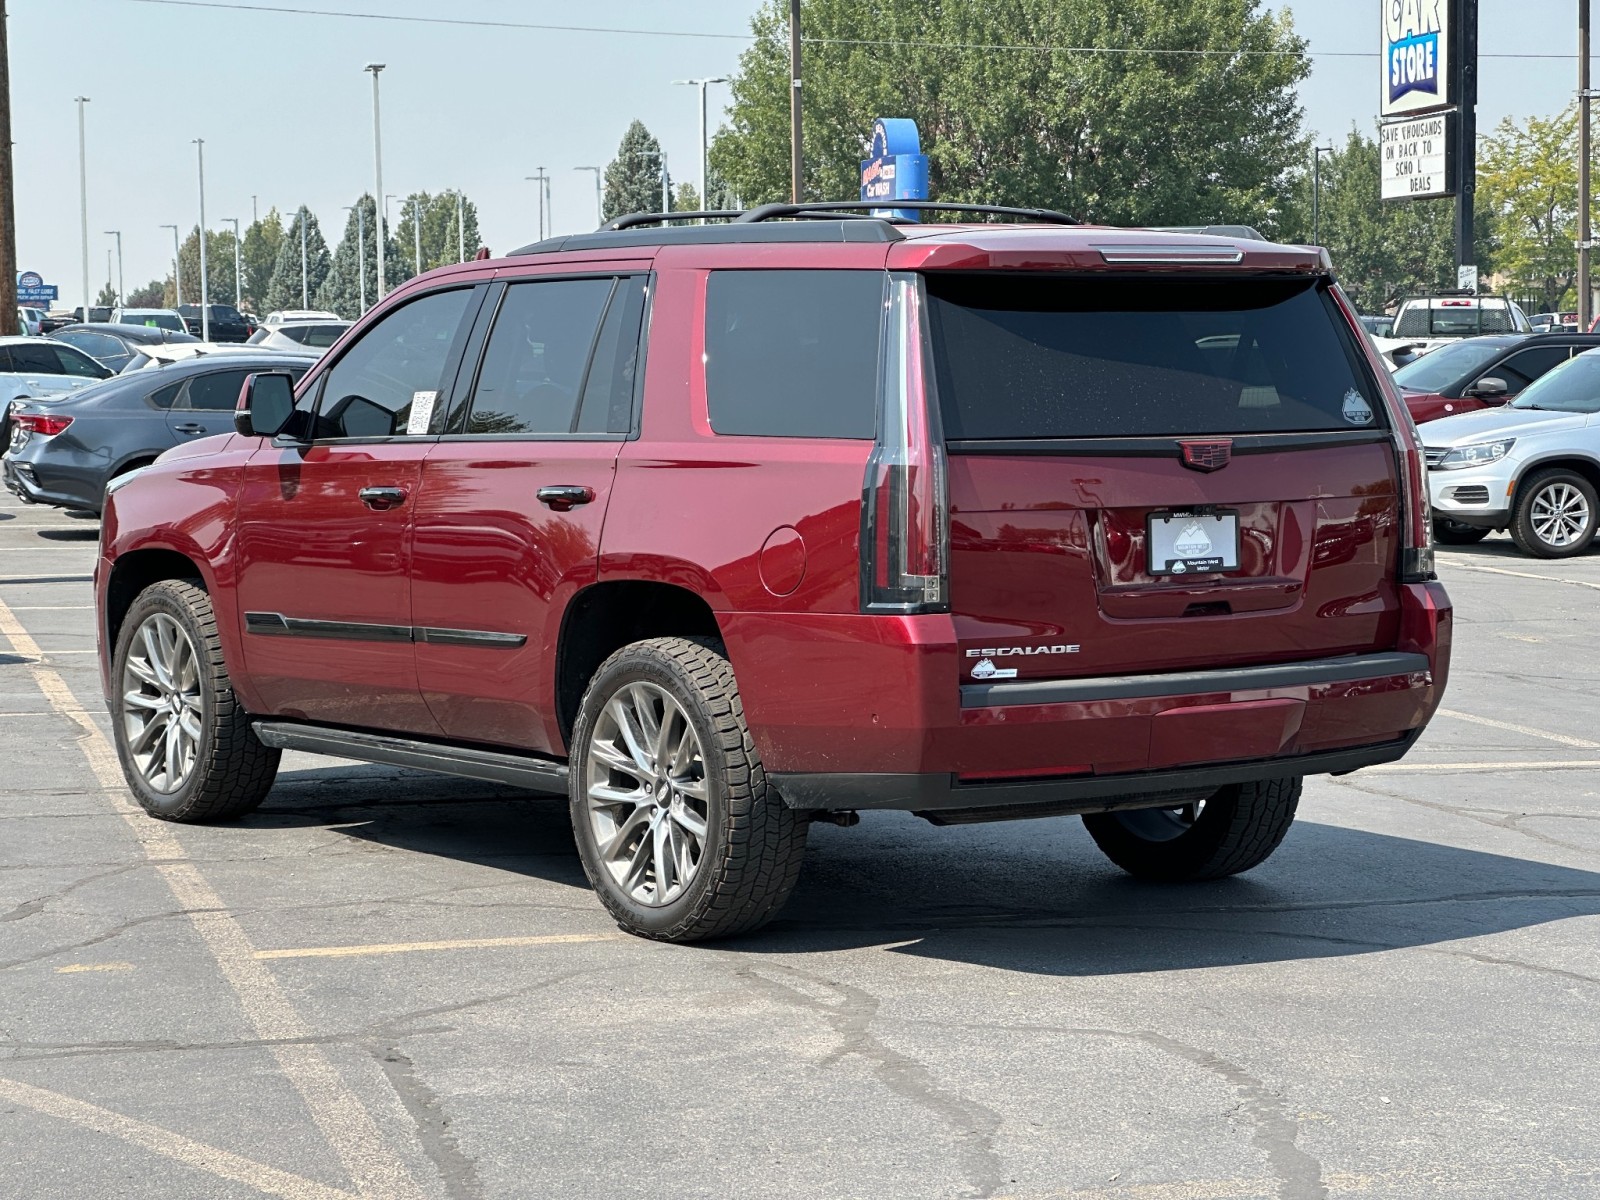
top-left (772, 732), bottom-right (1419, 819)
top-left (723, 582), bottom-right (1450, 806)
top-left (2, 452), bottom-right (100, 512)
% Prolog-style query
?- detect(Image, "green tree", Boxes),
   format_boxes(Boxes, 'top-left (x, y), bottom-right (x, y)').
top-left (95, 280), bottom-right (117, 307)
top-left (673, 182), bottom-right (701, 212)
top-left (317, 195), bottom-right (385, 319)
top-left (603, 120), bottom-right (669, 222)
top-left (172, 228), bottom-right (239, 310)
top-left (1479, 107), bottom-right (1583, 313)
top-left (240, 210), bottom-right (285, 314)
top-left (265, 208), bottom-right (333, 313)
top-left (715, 0), bottom-right (1309, 232)
top-left (391, 190), bottom-right (482, 274)
top-left (125, 280), bottom-right (165, 308)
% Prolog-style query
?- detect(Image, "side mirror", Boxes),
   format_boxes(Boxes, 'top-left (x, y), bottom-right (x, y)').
top-left (1470, 376), bottom-right (1509, 401)
top-left (234, 371), bottom-right (298, 438)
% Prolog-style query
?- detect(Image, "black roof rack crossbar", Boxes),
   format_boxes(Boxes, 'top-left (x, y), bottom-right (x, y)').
top-left (603, 210), bottom-right (743, 231)
top-left (735, 200), bottom-right (1079, 226)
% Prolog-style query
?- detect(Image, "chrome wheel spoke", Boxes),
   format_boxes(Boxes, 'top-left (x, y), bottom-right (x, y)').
top-left (123, 689), bottom-right (166, 712)
top-left (120, 612), bottom-right (203, 795)
top-left (671, 801), bottom-right (707, 841)
top-left (600, 807), bottom-right (652, 862)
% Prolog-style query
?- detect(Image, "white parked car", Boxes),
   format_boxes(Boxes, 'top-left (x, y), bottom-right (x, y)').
top-left (1424, 347), bottom-right (1600, 557)
top-left (1377, 294), bottom-right (1533, 370)
top-left (109, 307), bottom-right (188, 334)
top-left (245, 320), bottom-right (352, 354)
top-left (0, 335), bottom-right (115, 446)
top-left (262, 308), bottom-right (340, 326)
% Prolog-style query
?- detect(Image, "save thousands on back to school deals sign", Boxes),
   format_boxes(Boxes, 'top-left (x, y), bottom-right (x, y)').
top-left (1379, 0), bottom-right (1457, 202)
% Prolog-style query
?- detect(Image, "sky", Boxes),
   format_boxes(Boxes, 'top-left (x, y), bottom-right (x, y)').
top-left (8, 0), bottom-right (1595, 306)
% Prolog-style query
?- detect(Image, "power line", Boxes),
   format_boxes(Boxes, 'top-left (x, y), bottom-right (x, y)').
top-left (101, 0), bottom-right (1597, 61)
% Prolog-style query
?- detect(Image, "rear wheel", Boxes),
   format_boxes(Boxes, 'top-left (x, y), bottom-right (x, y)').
top-left (1432, 517), bottom-right (1490, 545)
top-left (1510, 469), bottom-right (1598, 558)
top-left (111, 580), bottom-right (279, 822)
top-left (568, 637), bottom-right (808, 942)
top-left (1082, 777), bottom-right (1301, 882)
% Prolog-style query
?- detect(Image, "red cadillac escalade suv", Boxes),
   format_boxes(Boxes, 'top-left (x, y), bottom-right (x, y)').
top-left (95, 202), bottom-right (1451, 942)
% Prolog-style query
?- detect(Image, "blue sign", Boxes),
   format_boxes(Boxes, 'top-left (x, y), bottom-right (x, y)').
top-left (860, 118), bottom-right (930, 223)
top-left (1387, 31), bottom-right (1439, 104)
top-left (16, 272), bottom-right (58, 305)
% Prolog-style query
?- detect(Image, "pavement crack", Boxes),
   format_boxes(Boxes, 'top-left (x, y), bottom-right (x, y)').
top-left (736, 963), bottom-right (1007, 1199)
top-left (374, 1043), bottom-right (484, 1200)
top-left (0, 864), bottom-right (143, 924)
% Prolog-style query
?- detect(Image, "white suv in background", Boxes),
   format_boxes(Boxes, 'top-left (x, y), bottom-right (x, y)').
top-left (1424, 347), bottom-right (1600, 557)
top-left (1376, 294), bottom-right (1532, 369)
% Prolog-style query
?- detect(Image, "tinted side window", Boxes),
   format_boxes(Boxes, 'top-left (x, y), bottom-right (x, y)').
top-left (180, 369), bottom-right (252, 411)
top-left (51, 345), bottom-right (109, 378)
top-left (8, 343), bottom-right (67, 373)
top-left (61, 331), bottom-right (126, 360)
top-left (315, 288), bottom-right (473, 439)
top-left (464, 278), bottom-right (613, 436)
top-left (148, 381), bottom-right (183, 409)
top-left (1492, 346), bottom-right (1571, 391)
top-left (704, 270), bottom-right (881, 438)
top-left (576, 277), bottom-right (648, 434)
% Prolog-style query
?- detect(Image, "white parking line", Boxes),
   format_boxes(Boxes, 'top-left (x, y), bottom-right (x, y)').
top-left (1438, 556), bottom-right (1600, 592)
top-left (1365, 759), bottom-right (1600, 773)
top-left (1437, 708), bottom-right (1600, 751)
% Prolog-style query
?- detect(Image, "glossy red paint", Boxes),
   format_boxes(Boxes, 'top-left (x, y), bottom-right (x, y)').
top-left (97, 222), bottom-right (1449, 801)
top-left (1403, 390), bottom-right (1495, 424)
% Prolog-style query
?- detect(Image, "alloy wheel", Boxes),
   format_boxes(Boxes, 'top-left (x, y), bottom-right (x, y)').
top-left (120, 612), bottom-right (203, 794)
top-left (584, 681), bottom-right (710, 907)
top-left (1530, 482), bottom-right (1592, 549)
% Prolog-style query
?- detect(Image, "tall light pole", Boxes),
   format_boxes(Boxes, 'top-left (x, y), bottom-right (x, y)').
top-left (789, 0), bottom-right (802, 203)
top-left (298, 205), bottom-right (308, 309)
top-left (225, 217), bottom-right (241, 309)
top-left (366, 63), bottom-right (386, 301)
top-left (456, 190), bottom-right (465, 261)
top-left (574, 166), bottom-right (603, 228)
top-left (660, 151), bottom-right (670, 214)
top-left (411, 196), bottom-right (423, 275)
top-left (344, 203), bottom-right (366, 314)
top-left (75, 96), bottom-right (90, 318)
top-left (251, 194), bottom-right (258, 226)
top-left (103, 229), bottom-right (122, 306)
top-left (526, 170), bottom-right (548, 240)
top-left (1580, 0), bottom-right (1593, 329)
top-left (1311, 144), bottom-right (1335, 247)
top-left (672, 76), bottom-right (727, 222)
top-left (161, 223), bottom-right (181, 309)
top-left (194, 138), bottom-right (209, 340)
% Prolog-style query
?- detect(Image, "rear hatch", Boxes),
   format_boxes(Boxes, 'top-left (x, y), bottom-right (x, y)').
top-left (924, 271), bottom-right (1403, 685)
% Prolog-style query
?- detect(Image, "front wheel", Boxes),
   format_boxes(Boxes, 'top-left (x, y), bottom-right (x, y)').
top-left (1510, 469), bottom-right (1598, 558)
top-left (568, 637), bottom-right (808, 942)
top-left (110, 579), bottom-right (280, 822)
top-left (1082, 777), bottom-right (1301, 882)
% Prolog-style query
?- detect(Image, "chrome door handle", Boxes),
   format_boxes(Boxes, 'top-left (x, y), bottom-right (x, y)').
top-left (173, 422), bottom-right (208, 435)
top-left (536, 485), bottom-right (595, 512)
top-left (359, 486), bottom-right (408, 511)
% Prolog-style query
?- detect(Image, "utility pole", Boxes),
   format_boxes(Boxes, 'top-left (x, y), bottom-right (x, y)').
top-left (574, 166), bottom-right (602, 228)
top-left (527, 170), bottom-right (548, 239)
top-left (75, 97), bottom-right (90, 319)
top-left (104, 229), bottom-right (122, 304)
top-left (298, 205), bottom-right (308, 309)
top-left (0, 0), bottom-right (17, 328)
top-left (1454, 0), bottom-right (1479, 288)
top-left (366, 63), bottom-right (386, 301)
top-left (194, 139), bottom-right (208, 340)
top-left (789, 0), bottom-right (802, 203)
top-left (1581, 0), bottom-right (1593, 330)
top-left (225, 217), bottom-right (240, 308)
top-left (161, 223), bottom-right (181, 308)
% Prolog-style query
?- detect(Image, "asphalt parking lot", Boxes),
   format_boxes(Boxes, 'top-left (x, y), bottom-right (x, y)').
top-left (2, 488), bottom-right (1598, 1200)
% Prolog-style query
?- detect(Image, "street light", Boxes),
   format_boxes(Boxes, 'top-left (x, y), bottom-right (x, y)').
top-left (456, 190), bottom-right (465, 262)
top-left (411, 196), bottom-right (423, 275)
top-left (75, 97), bottom-right (90, 318)
top-left (224, 218), bottom-right (241, 309)
top-left (344, 203), bottom-right (367, 314)
top-left (366, 63), bottom-right (387, 301)
top-left (526, 171), bottom-right (549, 240)
top-left (160, 223), bottom-right (181, 309)
top-left (194, 139), bottom-right (209, 340)
top-left (298, 205), bottom-right (309, 309)
top-left (574, 166), bottom-right (603, 228)
top-left (1311, 144), bottom-right (1335, 248)
top-left (103, 230), bottom-right (122, 307)
top-left (672, 76), bottom-right (727, 222)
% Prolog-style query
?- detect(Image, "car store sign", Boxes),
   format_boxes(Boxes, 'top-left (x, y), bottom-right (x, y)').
top-left (1380, 113), bottom-right (1454, 200)
top-left (1382, 0), bottom-right (1452, 118)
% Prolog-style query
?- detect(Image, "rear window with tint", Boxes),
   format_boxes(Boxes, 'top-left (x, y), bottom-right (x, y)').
top-left (704, 270), bottom-right (881, 439)
top-left (926, 275), bottom-right (1385, 439)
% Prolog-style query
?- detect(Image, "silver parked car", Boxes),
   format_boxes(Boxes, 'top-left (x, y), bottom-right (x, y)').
top-left (1424, 347), bottom-right (1600, 557)
top-left (0, 335), bottom-right (114, 446)
top-left (245, 320), bottom-right (353, 354)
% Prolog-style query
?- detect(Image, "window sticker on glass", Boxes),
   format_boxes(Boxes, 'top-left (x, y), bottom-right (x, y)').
top-left (406, 390), bottom-right (438, 435)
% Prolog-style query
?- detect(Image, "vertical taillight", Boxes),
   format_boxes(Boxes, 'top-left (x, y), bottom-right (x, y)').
top-left (861, 274), bottom-right (950, 612)
top-left (1329, 283), bottom-right (1435, 583)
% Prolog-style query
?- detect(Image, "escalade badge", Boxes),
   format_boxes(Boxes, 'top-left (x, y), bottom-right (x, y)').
top-left (1179, 439), bottom-right (1232, 472)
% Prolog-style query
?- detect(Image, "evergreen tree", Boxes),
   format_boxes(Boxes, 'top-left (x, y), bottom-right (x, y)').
top-left (392, 190), bottom-right (482, 271)
top-left (316, 195), bottom-right (390, 319)
top-left (265, 208), bottom-right (333, 313)
top-left (95, 280), bottom-right (118, 307)
top-left (126, 280), bottom-right (165, 308)
top-left (240, 209), bottom-right (285, 314)
top-left (603, 120), bottom-right (669, 222)
top-left (173, 228), bottom-right (239, 310)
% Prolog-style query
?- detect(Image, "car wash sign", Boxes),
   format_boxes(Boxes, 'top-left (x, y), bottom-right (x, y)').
top-left (1382, 0), bottom-right (1452, 118)
top-left (860, 118), bottom-right (929, 223)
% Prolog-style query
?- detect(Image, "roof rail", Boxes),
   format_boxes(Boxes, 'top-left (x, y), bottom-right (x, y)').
top-left (735, 200), bottom-right (1079, 226)
top-left (604, 210), bottom-right (743, 231)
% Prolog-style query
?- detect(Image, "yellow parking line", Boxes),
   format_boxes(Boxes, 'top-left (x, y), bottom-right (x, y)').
top-left (256, 933), bottom-right (628, 960)
top-left (0, 1077), bottom-right (358, 1200)
top-left (56, 962), bottom-right (135, 973)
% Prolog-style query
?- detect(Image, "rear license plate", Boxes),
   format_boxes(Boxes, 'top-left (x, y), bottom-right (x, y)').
top-left (1147, 510), bottom-right (1240, 576)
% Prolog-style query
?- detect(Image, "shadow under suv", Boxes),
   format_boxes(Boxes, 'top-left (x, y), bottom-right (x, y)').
top-left (95, 202), bottom-right (1452, 942)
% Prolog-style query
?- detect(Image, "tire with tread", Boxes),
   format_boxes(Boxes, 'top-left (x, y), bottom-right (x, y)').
top-left (1509, 468), bottom-right (1598, 559)
top-left (1082, 777), bottom-right (1301, 882)
top-left (111, 579), bottom-right (279, 822)
top-left (568, 636), bottom-right (807, 942)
